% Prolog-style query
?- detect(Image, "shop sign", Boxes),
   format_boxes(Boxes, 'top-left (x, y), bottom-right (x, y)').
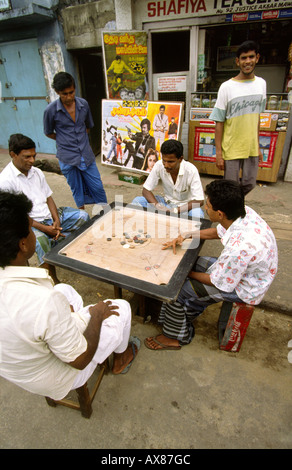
top-left (260, 113), bottom-right (272, 129)
top-left (157, 76), bottom-right (186, 92)
top-left (226, 7), bottom-right (292, 21)
top-left (190, 108), bottom-right (213, 121)
top-left (141, 0), bottom-right (292, 21)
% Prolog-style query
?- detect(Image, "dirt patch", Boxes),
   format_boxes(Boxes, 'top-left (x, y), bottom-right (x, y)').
top-left (55, 263), bottom-right (292, 374)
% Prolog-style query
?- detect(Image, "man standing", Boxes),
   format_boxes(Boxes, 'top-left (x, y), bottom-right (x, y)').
top-left (106, 132), bottom-right (118, 163)
top-left (43, 72), bottom-right (107, 209)
top-left (210, 41), bottom-right (266, 195)
top-left (168, 117), bottom-right (178, 140)
top-left (153, 105), bottom-right (169, 151)
top-left (106, 55), bottom-right (135, 97)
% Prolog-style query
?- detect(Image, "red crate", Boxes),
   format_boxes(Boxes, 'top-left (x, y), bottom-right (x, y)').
top-left (218, 302), bottom-right (255, 352)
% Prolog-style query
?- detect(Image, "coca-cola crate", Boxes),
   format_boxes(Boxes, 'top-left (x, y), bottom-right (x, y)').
top-left (218, 301), bottom-right (255, 352)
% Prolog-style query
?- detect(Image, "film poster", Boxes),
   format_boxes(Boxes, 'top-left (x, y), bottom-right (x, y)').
top-left (193, 127), bottom-right (278, 169)
top-left (101, 100), bottom-right (184, 173)
top-left (102, 31), bottom-right (148, 100)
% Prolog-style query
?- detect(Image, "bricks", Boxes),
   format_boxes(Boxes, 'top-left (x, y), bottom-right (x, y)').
top-left (218, 301), bottom-right (255, 352)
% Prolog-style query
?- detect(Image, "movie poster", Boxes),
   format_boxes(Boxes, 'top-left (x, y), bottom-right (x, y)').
top-left (102, 31), bottom-right (148, 100)
top-left (193, 127), bottom-right (216, 162)
top-left (101, 100), bottom-right (184, 173)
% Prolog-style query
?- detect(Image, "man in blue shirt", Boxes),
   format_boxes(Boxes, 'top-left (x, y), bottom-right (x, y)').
top-left (43, 72), bottom-right (107, 209)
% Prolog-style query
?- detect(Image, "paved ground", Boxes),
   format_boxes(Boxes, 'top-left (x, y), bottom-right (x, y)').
top-left (0, 149), bottom-right (292, 451)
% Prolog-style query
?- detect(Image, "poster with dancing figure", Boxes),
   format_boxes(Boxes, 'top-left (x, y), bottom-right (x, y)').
top-left (102, 31), bottom-right (148, 100)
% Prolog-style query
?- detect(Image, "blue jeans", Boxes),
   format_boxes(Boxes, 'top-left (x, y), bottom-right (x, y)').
top-left (32, 206), bottom-right (90, 265)
top-left (131, 195), bottom-right (204, 219)
top-left (59, 160), bottom-right (107, 208)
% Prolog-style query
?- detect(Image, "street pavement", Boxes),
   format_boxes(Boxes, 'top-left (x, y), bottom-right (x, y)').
top-left (0, 149), bottom-right (291, 451)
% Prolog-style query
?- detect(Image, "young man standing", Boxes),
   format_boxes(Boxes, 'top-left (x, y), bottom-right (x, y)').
top-left (132, 139), bottom-right (204, 219)
top-left (210, 41), bottom-right (266, 195)
top-left (43, 72), bottom-right (107, 209)
top-left (144, 180), bottom-right (278, 350)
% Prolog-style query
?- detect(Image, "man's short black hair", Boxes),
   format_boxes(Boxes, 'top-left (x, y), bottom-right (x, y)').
top-left (0, 191), bottom-right (33, 268)
top-left (161, 139), bottom-right (183, 159)
top-left (52, 72), bottom-right (75, 92)
top-left (140, 118), bottom-right (151, 131)
top-left (8, 134), bottom-right (36, 155)
top-left (205, 180), bottom-right (246, 220)
top-left (236, 40), bottom-right (259, 58)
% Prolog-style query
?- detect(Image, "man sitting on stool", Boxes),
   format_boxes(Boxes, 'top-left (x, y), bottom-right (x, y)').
top-left (0, 134), bottom-right (90, 284)
top-left (145, 180), bottom-right (278, 350)
top-left (0, 190), bottom-right (140, 401)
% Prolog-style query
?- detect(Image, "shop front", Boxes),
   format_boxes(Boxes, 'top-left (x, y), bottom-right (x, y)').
top-left (133, 0), bottom-right (292, 182)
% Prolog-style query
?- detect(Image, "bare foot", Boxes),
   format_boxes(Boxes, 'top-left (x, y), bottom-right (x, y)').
top-left (112, 343), bottom-right (138, 374)
top-left (144, 334), bottom-right (181, 350)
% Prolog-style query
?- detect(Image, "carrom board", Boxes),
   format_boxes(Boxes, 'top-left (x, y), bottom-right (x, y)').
top-left (44, 203), bottom-right (211, 302)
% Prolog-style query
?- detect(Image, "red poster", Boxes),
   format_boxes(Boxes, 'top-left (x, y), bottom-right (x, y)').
top-left (193, 127), bottom-right (216, 162)
top-left (193, 128), bottom-right (278, 168)
top-left (259, 131), bottom-right (278, 168)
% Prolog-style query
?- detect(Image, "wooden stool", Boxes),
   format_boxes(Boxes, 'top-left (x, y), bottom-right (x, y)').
top-left (45, 359), bottom-right (109, 418)
top-left (218, 301), bottom-right (255, 352)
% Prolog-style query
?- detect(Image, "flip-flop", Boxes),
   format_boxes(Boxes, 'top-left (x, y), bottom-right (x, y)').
top-left (144, 336), bottom-right (181, 351)
top-left (120, 336), bottom-right (141, 374)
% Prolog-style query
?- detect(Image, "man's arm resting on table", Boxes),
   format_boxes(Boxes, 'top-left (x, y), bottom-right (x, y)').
top-left (69, 301), bottom-right (119, 370)
top-left (162, 227), bottom-right (219, 254)
top-left (183, 227), bottom-right (219, 241)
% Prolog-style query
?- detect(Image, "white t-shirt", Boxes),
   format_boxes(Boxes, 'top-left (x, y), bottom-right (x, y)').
top-left (208, 206), bottom-right (278, 305)
top-left (0, 267), bottom-right (89, 400)
top-left (0, 162), bottom-right (52, 221)
top-left (210, 76), bottom-right (266, 160)
top-left (143, 159), bottom-right (204, 205)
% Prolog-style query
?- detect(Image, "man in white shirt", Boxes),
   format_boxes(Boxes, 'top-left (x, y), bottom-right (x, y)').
top-left (0, 134), bottom-right (90, 284)
top-left (144, 179), bottom-right (278, 350)
top-left (153, 105), bottom-right (169, 151)
top-left (0, 190), bottom-right (140, 400)
top-left (132, 139), bottom-right (204, 219)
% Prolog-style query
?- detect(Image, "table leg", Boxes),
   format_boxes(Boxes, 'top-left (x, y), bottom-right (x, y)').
top-left (114, 285), bottom-right (122, 298)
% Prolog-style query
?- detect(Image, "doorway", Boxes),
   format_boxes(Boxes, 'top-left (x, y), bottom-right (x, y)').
top-left (77, 51), bottom-right (107, 155)
top-left (151, 30), bottom-right (190, 111)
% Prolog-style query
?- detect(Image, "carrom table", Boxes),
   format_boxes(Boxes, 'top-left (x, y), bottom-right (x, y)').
top-left (44, 203), bottom-right (211, 315)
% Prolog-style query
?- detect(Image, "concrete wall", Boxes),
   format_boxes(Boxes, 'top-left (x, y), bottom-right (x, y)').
top-left (61, 0), bottom-right (116, 50)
